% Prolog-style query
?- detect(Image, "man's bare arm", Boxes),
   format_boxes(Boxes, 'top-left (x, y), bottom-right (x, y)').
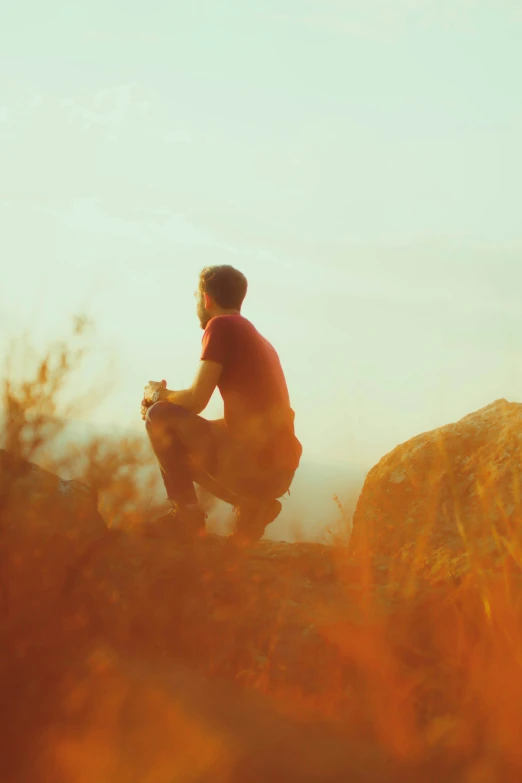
top-left (164, 360), bottom-right (222, 414)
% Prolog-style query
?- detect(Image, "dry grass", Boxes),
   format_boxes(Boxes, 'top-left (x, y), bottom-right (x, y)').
top-left (1, 323), bottom-right (522, 782)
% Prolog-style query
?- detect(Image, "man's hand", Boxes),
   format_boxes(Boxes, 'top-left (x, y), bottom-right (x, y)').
top-left (141, 360), bottom-right (221, 420)
top-left (143, 380), bottom-right (164, 401)
top-left (141, 380), bottom-right (167, 421)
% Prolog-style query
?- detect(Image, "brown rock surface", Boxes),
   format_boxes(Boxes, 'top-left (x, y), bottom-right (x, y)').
top-left (0, 448), bottom-right (350, 696)
top-left (0, 449), bottom-right (107, 616)
top-left (350, 399), bottom-right (522, 576)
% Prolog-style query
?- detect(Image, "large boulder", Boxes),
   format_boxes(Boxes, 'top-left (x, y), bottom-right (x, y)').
top-left (350, 400), bottom-right (522, 574)
top-left (0, 449), bottom-right (107, 616)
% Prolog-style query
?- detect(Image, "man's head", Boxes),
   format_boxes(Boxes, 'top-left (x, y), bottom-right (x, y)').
top-left (196, 265), bottom-right (248, 329)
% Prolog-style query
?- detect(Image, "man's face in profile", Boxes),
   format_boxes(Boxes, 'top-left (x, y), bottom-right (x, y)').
top-left (196, 287), bottom-right (211, 329)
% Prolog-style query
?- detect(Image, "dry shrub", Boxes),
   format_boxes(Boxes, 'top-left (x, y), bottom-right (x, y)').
top-left (1, 323), bottom-right (522, 782)
top-left (1, 315), bottom-right (90, 463)
top-left (1, 318), bottom-right (162, 528)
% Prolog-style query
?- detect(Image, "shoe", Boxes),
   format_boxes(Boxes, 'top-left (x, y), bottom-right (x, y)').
top-left (145, 504), bottom-right (207, 543)
top-left (230, 498), bottom-right (282, 545)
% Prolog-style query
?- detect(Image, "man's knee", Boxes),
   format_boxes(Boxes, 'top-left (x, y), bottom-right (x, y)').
top-left (145, 401), bottom-right (188, 428)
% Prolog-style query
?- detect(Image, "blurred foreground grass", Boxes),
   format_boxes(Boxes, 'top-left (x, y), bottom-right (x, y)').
top-left (1, 323), bottom-right (521, 782)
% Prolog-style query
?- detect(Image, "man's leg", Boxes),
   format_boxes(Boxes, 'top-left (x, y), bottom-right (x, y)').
top-left (145, 401), bottom-right (223, 540)
top-left (146, 401), bottom-right (248, 508)
top-left (205, 444), bottom-right (296, 543)
top-left (146, 401), bottom-right (206, 507)
top-left (146, 401), bottom-right (294, 541)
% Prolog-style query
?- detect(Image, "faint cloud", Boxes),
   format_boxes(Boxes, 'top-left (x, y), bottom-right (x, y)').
top-left (267, 0), bottom-right (522, 38)
top-left (1, 83), bottom-right (192, 146)
top-left (64, 83), bottom-right (158, 132)
top-left (53, 199), bottom-right (217, 248)
top-left (163, 129), bottom-right (193, 145)
top-left (85, 28), bottom-right (162, 45)
top-left (0, 104), bottom-right (13, 124)
top-left (0, 85), bottom-right (196, 203)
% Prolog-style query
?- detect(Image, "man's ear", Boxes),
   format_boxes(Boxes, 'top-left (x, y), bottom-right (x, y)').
top-left (204, 292), bottom-right (214, 310)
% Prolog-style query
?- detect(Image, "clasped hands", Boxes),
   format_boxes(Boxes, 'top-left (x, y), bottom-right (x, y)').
top-left (141, 380), bottom-right (167, 421)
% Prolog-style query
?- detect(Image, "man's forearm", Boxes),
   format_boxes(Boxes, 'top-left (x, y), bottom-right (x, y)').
top-left (164, 388), bottom-right (198, 412)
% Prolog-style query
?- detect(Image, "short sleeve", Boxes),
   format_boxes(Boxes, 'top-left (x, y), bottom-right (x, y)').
top-left (200, 317), bottom-right (229, 366)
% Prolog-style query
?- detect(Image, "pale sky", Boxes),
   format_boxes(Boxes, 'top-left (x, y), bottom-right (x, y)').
top-left (2, 0), bottom-right (522, 471)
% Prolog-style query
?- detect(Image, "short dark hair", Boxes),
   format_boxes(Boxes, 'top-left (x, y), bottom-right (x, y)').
top-left (199, 265), bottom-right (248, 310)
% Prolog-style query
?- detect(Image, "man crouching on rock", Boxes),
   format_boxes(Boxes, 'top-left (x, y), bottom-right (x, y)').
top-left (141, 265), bottom-right (302, 545)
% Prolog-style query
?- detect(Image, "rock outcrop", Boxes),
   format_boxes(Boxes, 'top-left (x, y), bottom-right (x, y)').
top-left (0, 448), bottom-right (346, 691)
top-left (0, 449), bottom-right (107, 613)
top-left (350, 400), bottom-right (522, 576)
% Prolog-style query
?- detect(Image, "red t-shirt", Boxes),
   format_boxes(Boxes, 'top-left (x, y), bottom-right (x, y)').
top-left (201, 314), bottom-right (302, 472)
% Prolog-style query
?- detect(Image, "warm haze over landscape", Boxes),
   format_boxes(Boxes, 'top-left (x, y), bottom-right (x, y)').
top-left (2, 2), bottom-right (522, 781)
